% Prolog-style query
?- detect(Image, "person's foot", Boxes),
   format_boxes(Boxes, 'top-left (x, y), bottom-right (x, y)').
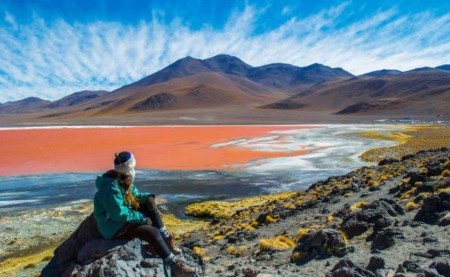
top-left (169, 257), bottom-right (197, 276)
top-left (164, 235), bottom-right (183, 254)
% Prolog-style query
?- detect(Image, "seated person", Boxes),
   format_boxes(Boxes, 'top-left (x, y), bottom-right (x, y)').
top-left (93, 151), bottom-right (196, 274)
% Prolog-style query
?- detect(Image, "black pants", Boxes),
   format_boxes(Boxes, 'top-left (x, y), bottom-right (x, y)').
top-left (114, 196), bottom-right (171, 258)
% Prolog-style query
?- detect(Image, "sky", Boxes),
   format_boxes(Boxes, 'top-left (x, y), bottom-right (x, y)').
top-left (1, 0), bottom-right (450, 103)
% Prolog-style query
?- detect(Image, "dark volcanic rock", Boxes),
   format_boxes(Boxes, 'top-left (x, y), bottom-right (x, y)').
top-left (42, 214), bottom-right (202, 277)
top-left (378, 158), bottom-right (399, 166)
top-left (368, 228), bottom-right (404, 251)
top-left (326, 259), bottom-right (377, 277)
top-left (366, 255), bottom-right (385, 271)
top-left (414, 192), bottom-right (450, 225)
top-left (42, 214), bottom-right (102, 276)
top-left (432, 259), bottom-right (450, 277)
top-left (76, 239), bottom-right (168, 276)
top-left (291, 228), bottom-right (348, 262)
top-left (341, 199), bottom-right (404, 238)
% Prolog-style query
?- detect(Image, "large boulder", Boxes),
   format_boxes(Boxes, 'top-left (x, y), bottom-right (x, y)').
top-left (76, 239), bottom-right (168, 276)
top-left (42, 214), bottom-right (102, 277)
top-left (414, 192), bottom-right (450, 225)
top-left (341, 199), bottom-right (404, 238)
top-left (291, 228), bottom-right (348, 263)
top-left (42, 213), bottom-right (203, 277)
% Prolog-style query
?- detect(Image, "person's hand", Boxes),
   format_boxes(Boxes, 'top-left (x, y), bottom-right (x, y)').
top-left (146, 217), bottom-right (152, 225)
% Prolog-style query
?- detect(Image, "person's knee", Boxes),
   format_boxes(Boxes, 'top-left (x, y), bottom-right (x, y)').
top-left (145, 196), bottom-right (157, 211)
top-left (135, 225), bottom-right (161, 238)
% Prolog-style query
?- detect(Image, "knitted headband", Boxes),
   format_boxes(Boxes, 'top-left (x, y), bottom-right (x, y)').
top-left (114, 151), bottom-right (136, 177)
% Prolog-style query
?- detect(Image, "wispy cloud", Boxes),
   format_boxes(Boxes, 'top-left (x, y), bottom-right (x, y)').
top-left (1, 4), bottom-right (450, 102)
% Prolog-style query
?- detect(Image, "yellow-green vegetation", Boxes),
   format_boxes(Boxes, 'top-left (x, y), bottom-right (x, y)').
top-left (442, 169), bottom-right (450, 177)
top-left (185, 192), bottom-right (297, 219)
top-left (0, 248), bottom-right (55, 277)
top-left (161, 214), bottom-right (208, 235)
top-left (406, 201), bottom-right (421, 212)
top-left (193, 246), bottom-right (210, 262)
top-left (349, 201), bottom-right (368, 212)
top-left (226, 246), bottom-right (247, 257)
top-left (259, 235), bottom-right (295, 251)
top-left (326, 215), bottom-right (334, 223)
top-left (360, 125), bottom-right (450, 163)
top-left (367, 180), bottom-right (380, 187)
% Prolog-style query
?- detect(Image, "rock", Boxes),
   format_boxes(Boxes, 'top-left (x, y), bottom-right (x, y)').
top-left (291, 229), bottom-right (348, 262)
top-left (77, 239), bottom-right (128, 263)
top-left (425, 165), bottom-right (443, 176)
top-left (414, 192), bottom-right (450, 224)
top-left (326, 259), bottom-right (377, 277)
top-left (401, 154), bottom-right (415, 161)
top-left (76, 239), bottom-right (168, 276)
top-left (242, 268), bottom-right (259, 277)
top-left (439, 213), bottom-right (450, 227)
top-left (42, 213), bottom-right (203, 277)
top-left (368, 228), bottom-right (404, 251)
top-left (431, 259), bottom-right (450, 277)
top-left (366, 256), bottom-right (385, 271)
top-left (42, 214), bottom-right (102, 277)
top-left (341, 199), bottom-right (404, 238)
top-left (406, 172), bottom-right (427, 185)
top-left (378, 158), bottom-right (399, 166)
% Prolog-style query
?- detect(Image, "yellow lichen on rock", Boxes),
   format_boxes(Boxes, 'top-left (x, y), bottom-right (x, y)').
top-left (226, 246), bottom-right (247, 257)
top-left (406, 201), bottom-right (420, 211)
top-left (349, 201), bottom-right (367, 212)
top-left (259, 235), bottom-right (295, 251)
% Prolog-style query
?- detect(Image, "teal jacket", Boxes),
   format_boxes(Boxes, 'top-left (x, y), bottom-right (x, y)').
top-left (93, 175), bottom-right (151, 239)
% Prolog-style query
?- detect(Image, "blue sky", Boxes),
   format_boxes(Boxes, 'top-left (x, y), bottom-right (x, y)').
top-left (1, 0), bottom-right (450, 102)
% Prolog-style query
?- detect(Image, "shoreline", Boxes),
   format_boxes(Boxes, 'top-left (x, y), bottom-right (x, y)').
top-left (1, 124), bottom-right (448, 276)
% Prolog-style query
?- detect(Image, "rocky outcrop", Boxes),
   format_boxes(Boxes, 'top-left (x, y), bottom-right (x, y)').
top-left (291, 228), bottom-right (348, 262)
top-left (42, 214), bottom-right (102, 277)
top-left (326, 259), bottom-right (377, 277)
top-left (341, 199), bottom-right (404, 239)
top-left (42, 214), bottom-right (203, 277)
top-left (414, 192), bottom-right (450, 226)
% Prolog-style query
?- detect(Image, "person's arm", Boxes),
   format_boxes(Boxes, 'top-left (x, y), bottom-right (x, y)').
top-left (102, 186), bottom-right (147, 224)
top-left (131, 185), bottom-right (153, 203)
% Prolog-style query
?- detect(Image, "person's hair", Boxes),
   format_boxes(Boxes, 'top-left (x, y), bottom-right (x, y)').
top-left (118, 173), bottom-right (140, 210)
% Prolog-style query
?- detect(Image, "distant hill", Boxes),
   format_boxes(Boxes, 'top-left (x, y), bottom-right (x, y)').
top-left (437, 65), bottom-right (450, 71)
top-left (45, 90), bottom-right (109, 109)
top-left (265, 69), bottom-right (450, 116)
top-left (360, 69), bottom-right (402, 77)
top-left (0, 97), bottom-right (50, 114)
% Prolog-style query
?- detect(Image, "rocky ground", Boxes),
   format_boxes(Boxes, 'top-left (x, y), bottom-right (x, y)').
top-left (39, 147), bottom-right (450, 277)
top-left (178, 147), bottom-right (450, 277)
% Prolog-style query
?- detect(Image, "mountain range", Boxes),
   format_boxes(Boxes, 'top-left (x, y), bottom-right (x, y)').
top-left (1, 54), bottom-right (449, 124)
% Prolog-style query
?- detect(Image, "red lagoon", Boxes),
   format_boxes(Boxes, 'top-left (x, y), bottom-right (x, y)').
top-left (0, 125), bottom-right (319, 176)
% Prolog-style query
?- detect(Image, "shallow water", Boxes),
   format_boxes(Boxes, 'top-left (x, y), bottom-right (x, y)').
top-left (0, 124), bottom-right (401, 217)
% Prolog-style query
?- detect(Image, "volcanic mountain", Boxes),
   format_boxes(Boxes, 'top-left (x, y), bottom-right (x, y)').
top-left (0, 55), bottom-right (449, 124)
top-left (265, 68), bottom-right (450, 117)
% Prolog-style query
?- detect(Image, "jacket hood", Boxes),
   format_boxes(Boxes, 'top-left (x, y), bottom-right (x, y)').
top-left (95, 175), bottom-right (117, 190)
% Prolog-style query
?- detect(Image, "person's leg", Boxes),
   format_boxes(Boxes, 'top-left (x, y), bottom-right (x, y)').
top-left (140, 196), bottom-right (182, 254)
top-left (140, 196), bottom-right (164, 229)
top-left (124, 225), bottom-right (174, 260)
top-left (114, 224), bottom-right (196, 274)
